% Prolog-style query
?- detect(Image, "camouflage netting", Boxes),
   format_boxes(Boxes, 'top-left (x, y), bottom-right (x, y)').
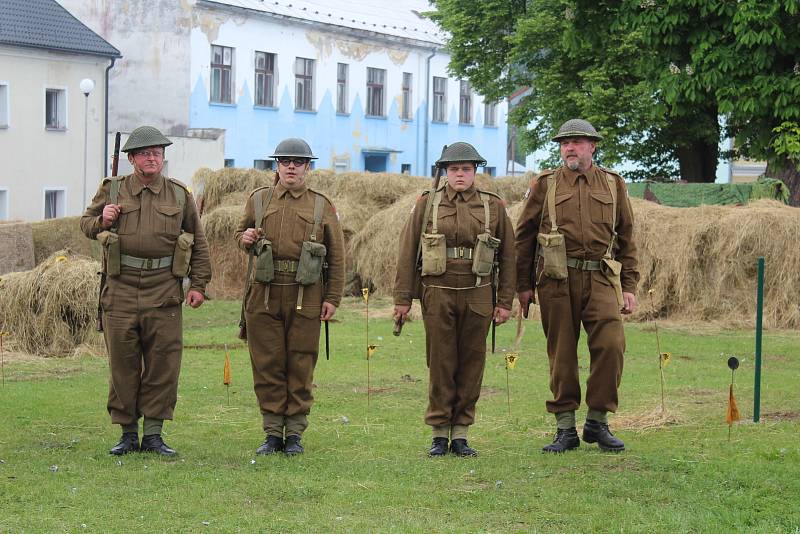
top-left (0, 250), bottom-right (103, 357)
top-left (627, 177), bottom-right (789, 207)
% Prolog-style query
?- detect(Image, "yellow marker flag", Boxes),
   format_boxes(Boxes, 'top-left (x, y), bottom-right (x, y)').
top-left (361, 287), bottom-right (370, 303)
top-left (367, 344), bottom-right (377, 360)
top-left (726, 384), bottom-right (741, 425)
top-left (223, 353), bottom-right (231, 385)
top-left (505, 352), bottom-right (519, 370)
top-left (660, 352), bottom-right (671, 367)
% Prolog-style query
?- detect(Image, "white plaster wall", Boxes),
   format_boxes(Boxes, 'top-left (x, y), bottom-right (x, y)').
top-left (0, 45), bottom-right (110, 221)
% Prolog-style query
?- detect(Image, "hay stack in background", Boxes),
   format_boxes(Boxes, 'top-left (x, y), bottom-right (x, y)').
top-left (0, 250), bottom-right (102, 357)
top-left (30, 216), bottom-right (99, 264)
top-left (490, 174), bottom-right (533, 204)
top-left (630, 199), bottom-right (800, 329)
top-left (199, 167), bottom-right (275, 214)
top-left (0, 221), bottom-right (35, 275)
top-left (202, 205), bottom-right (247, 299)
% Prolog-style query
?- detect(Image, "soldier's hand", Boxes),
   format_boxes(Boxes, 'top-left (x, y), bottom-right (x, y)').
top-left (517, 290), bottom-right (533, 318)
top-left (241, 227), bottom-right (262, 248)
top-left (394, 304), bottom-right (411, 324)
top-left (320, 301), bottom-right (337, 321)
top-left (493, 306), bottom-right (511, 325)
top-left (101, 203), bottom-right (121, 228)
top-left (185, 289), bottom-right (205, 308)
top-left (622, 292), bottom-right (636, 315)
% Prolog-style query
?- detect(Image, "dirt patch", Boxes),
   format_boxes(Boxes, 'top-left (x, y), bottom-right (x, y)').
top-left (762, 411), bottom-right (800, 422)
top-left (480, 386), bottom-right (504, 397)
top-left (613, 407), bottom-right (682, 432)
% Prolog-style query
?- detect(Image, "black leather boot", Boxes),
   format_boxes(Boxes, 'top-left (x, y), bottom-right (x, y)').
top-left (109, 432), bottom-right (139, 455)
top-left (582, 420), bottom-right (625, 452)
top-left (140, 435), bottom-right (177, 457)
top-left (428, 437), bottom-right (448, 457)
top-left (284, 435), bottom-right (304, 456)
top-left (449, 439), bottom-right (478, 457)
top-left (542, 427), bottom-right (580, 453)
top-left (256, 436), bottom-right (284, 455)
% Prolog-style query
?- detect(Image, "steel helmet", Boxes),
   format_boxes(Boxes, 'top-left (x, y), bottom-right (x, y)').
top-left (271, 138), bottom-right (317, 160)
top-left (435, 142), bottom-right (487, 167)
top-left (122, 126), bottom-right (173, 152)
top-left (551, 119), bottom-right (603, 142)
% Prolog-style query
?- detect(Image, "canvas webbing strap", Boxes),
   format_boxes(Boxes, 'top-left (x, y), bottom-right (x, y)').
top-left (546, 174), bottom-right (558, 232)
top-left (475, 192), bottom-right (492, 287)
top-left (603, 172), bottom-right (618, 258)
top-left (296, 193), bottom-right (326, 311)
top-left (430, 190), bottom-right (444, 234)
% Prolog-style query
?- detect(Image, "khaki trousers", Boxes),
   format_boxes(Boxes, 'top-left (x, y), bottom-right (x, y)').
top-left (537, 267), bottom-right (625, 414)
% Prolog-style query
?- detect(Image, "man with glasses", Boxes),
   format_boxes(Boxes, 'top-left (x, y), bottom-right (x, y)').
top-left (80, 125), bottom-right (212, 456)
top-left (235, 138), bottom-right (344, 456)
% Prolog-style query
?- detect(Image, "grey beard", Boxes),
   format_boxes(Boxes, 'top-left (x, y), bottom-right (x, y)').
top-left (566, 160), bottom-right (580, 171)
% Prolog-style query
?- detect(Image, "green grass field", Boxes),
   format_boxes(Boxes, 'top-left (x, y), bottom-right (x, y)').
top-left (1, 298), bottom-right (798, 533)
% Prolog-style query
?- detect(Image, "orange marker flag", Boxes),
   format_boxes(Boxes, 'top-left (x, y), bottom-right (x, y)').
top-left (726, 384), bottom-right (741, 425)
top-left (223, 343), bottom-right (232, 405)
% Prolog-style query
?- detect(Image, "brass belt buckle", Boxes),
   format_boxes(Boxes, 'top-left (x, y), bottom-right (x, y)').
top-left (574, 259), bottom-right (585, 270)
top-left (145, 258), bottom-right (153, 269)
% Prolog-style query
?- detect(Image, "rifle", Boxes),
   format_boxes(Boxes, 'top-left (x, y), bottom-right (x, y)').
top-left (96, 132), bottom-right (121, 332)
top-left (413, 147), bottom-right (447, 294)
top-left (491, 253), bottom-right (498, 353)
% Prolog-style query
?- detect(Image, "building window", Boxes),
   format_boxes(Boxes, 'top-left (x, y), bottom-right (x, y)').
top-left (45, 88), bottom-right (66, 129)
top-left (432, 77), bottom-right (447, 122)
top-left (333, 156), bottom-right (349, 173)
top-left (336, 63), bottom-right (348, 114)
top-left (366, 67), bottom-right (386, 117)
top-left (254, 159), bottom-right (274, 170)
top-left (401, 163), bottom-right (411, 174)
top-left (484, 101), bottom-right (497, 127)
top-left (44, 189), bottom-right (65, 219)
top-left (295, 57), bottom-right (315, 111)
top-left (485, 166), bottom-right (496, 177)
top-left (401, 72), bottom-right (413, 120)
top-left (211, 45), bottom-right (234, 103)
top-left (459, 80), bottom-right (472, 124)
top-left (224, 159), bottom-right (235, 168)
top-left (254, 51), bottom-right (275, 107)
top-left (0, 83), bottom-right (8, 127)
top-left (0, 189), bottom-right (8, 220)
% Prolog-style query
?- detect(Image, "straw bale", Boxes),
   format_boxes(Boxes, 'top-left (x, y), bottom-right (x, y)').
top-left (0, 221), bottom-right (34, 275)
top-left (30, 216), bottom-right (99, 265)
top-left (630, 199), bottom-right (800, 329)
top-left (198, 168), bottom-right (275, 213)
top-left (0, 250), bottom-right (102, 357)
top-left (492, 174), bottom-right (533, 204)
top-left (202, 205), bottom-right (247, 299)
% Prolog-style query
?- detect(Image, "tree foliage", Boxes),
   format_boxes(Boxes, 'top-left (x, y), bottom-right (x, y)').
top-left (429, 0), bottom-right (800, 185)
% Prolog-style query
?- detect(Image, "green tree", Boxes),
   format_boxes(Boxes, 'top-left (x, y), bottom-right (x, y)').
top-left (430, 0), bottom-right (800, 200)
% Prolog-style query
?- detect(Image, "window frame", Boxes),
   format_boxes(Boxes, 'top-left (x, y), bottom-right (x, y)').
top-left (294, 57), bottom-right (315, 111)
top-left (366, 67), bottom-right (386, 117)
top-left (0, 188), bottom-right (8, 220)
top-left (210, 44), bottom-right (235, 104)
top-left (44, 86), bottom-right (67, 130)
top-left (0, 82), bottom-right (9, 128)
top-left (484, 100), bottom-right (498, 127)
top-left (336, 63), bottom-right (349, 114)
top-left (401, 72), bottom-right (413, 120)
top-left (459, 80), bottom-right (473, 125)
top-left (432, 76), bottom-right (447, 123)
top-left (43, 187), bottom-right (66, 219)
top-left (254, 51), bottom-right (275, 107)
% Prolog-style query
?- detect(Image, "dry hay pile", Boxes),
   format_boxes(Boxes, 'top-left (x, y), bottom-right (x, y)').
top-left (0, 250), bottom-right (102, 357)
top-left (0, 221), bottom-right (35, 275)
top-left (202, 205), bottom-right (247, 299)
top-left (630, 199), bottom-right (800, 329)
top-left (199, 167), bottom-right (275, 213)
top-left (30, 216), bottom-right (99, 264)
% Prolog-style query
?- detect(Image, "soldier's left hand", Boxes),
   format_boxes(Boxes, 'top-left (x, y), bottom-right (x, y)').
top-left (320, 301), bottom-right (337, 321)
top-left (621, 292), bottom-right (636, 314)
top-left (185, 289), bottom-right (205, 308)
top-left (493, 306), bottom-right (511, 325)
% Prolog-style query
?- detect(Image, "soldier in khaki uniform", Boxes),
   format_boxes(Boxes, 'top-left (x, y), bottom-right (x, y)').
top-left (80, 126), bottom-right (212, 456)
top-left (515, 119), bottom-right (639, 453)
top-left (234, 138), bottom-right (344, 456)
top-left (394, 143), bottom-right (516, 457)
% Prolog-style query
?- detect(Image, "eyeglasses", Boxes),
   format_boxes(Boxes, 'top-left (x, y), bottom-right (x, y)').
top-left (277, 158), bottom-right (308, 167)
top-left (134, 150), bottom-right (164, 159)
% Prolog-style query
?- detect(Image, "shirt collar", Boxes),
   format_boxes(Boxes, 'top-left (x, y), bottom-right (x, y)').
top-left (129, 173), bottom-right (164, 196)
top-left (559, 163), bottom-right (596, 187)
top-left (445, 182), bottom-right (477, 202)
top-left (275, 181), bottom-right (308, 198)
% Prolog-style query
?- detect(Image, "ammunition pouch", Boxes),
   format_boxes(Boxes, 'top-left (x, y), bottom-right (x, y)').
top-left (600, 255), bottom-right (624, 307)
top-left (537, 232), bottom-right (568, 280)
top-left (420, 233), bottom-right (446, 276)
top-left (97, 230), bottom-right (120, 277)
top-left (295, 241), bottom-right (327, 285)
top-left (253, 238), bottom-right (275, 284)
top-left (472, 233), bottom-right (500, 277)
top-left (172, 232), bottom-right (194, 278)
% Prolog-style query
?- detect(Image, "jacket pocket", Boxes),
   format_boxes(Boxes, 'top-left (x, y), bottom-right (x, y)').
top-left (154, 204), bottom-right (183, 235)
top-left (117, 204), bottom-right (140, 235)
top-left (589, 191), bottom-right (613, 224)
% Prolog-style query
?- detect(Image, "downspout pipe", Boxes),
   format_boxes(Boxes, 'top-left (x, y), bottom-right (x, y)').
top-left (104, 57), bottom-right (117, 178)
top-left (423, 47), bottom-right (437, 176)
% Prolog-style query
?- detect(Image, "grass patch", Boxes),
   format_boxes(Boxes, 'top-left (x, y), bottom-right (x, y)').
top-left (1, 298), bottom-right (799, 531)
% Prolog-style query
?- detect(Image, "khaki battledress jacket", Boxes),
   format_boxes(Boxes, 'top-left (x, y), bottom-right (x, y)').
top-left (80, 172), bottom-right (212, 424)
top-left (515, 165), bottom-right (639, 414)
top-left (234, 182), bottom-right (344, 437)
top-left (394, 182), bottom-right (516, 428)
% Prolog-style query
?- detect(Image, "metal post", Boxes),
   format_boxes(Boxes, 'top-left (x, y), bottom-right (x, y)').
top-left (82, 93), bottom-right (89, 208)
top-left (753, 256), bottom-right (764, 422)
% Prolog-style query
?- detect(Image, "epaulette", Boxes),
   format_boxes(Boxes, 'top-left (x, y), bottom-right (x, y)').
top-left (535, 169), bottom-right (556, 183)
top-left (598, 166), bottom-right (623, 181)
top-left (477, 189), bottom-right (502, 200)
top-left (308, 187), bottom-right (336, 207)
top-left (167, 177), bottom-right (190, 192)
top-left (248, 185), bottom-right (273, 198)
